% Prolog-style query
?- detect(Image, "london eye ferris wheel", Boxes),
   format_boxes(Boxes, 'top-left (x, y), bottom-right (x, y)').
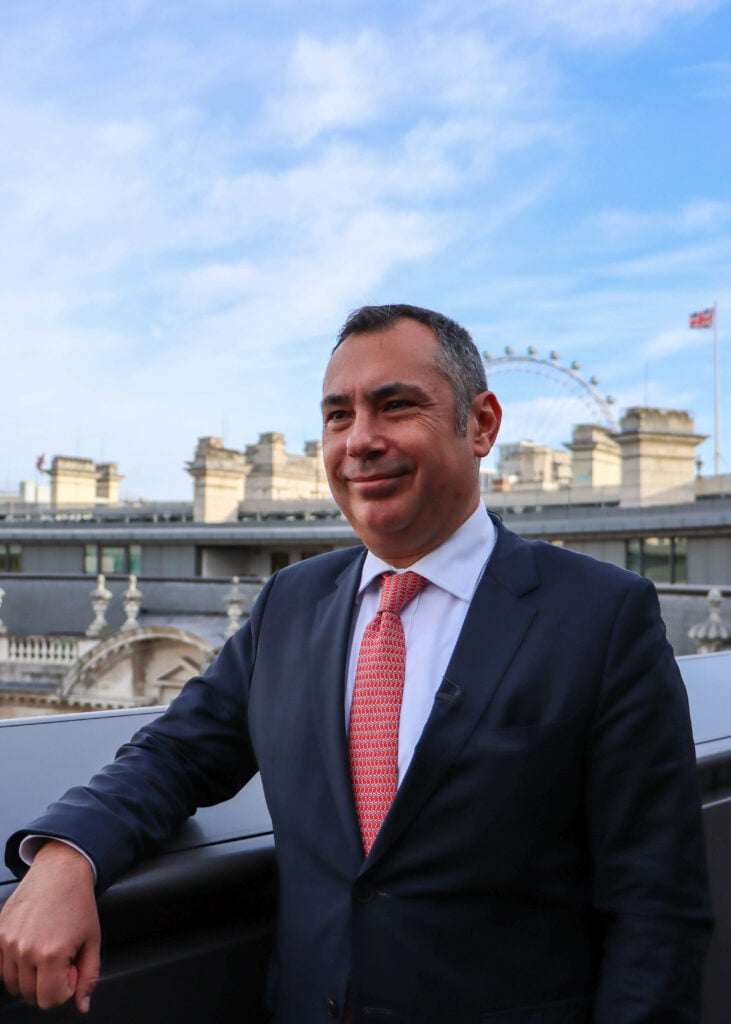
top-left (481, 346), bottom-right (618, 467)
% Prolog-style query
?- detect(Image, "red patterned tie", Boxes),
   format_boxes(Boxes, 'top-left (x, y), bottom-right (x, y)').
top-left (349, 571), bottom-right (427, 856)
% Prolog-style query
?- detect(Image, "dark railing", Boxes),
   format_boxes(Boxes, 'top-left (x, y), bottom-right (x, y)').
top-left (0, 709), bottom-right (276, 1023)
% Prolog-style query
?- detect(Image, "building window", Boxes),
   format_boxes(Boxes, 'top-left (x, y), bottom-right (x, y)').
top-left (100, 546), bottom-right (126, 574)
top-left (0, 544), bottom-right (21, 572)
top-left (643, 537), bottom-right (673, 583)
top-left (625, 538), bottom-right (641, 576)
top-left (129, 544), bottom-right (142, 575)
top-left (84, 545), bottom-right (98, 574)
top-left (271, 552), bottom-right (290, 574)
top-left (625, 536), bottom-right (687, 584)
top-left (672, 537), bottom-right (688, 583)
top-left (84, 544), bottom-right (142, 575)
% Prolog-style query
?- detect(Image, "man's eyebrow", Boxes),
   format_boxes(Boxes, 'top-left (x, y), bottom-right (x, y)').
top-left (369, 382), bottom-right (430, 402)
top-left (321, 381), bottom-right (431, 410)
top-left (321, 391), bottom-right (350, 410)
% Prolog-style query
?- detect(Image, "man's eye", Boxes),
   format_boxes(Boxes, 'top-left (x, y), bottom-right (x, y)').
top-left (325, 409), bottom-right (349, 423)
top-left (384, 399), bottom-right (411, 411)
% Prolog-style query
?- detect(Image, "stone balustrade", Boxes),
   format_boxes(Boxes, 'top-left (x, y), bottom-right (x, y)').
top-left (4, 635), bottom-right (81, 664)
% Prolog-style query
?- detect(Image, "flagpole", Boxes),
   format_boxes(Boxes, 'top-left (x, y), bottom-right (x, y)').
top-left (714, 302), bottom-right (720, 477)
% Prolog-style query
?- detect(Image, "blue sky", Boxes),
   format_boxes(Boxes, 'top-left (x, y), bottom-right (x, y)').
top-left (2, 0), bottom-right (730, 499)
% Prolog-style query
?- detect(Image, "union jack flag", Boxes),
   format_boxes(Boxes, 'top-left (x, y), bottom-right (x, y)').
top-left (689, 308), bottom-right (715, 329)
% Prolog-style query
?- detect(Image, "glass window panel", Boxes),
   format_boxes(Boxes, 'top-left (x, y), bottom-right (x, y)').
top-left (672, 537), bottom-right (688, 584)
top-left (7, 545), bottom-right (21, 573)
top-left (642, 536), bottom-right (671, 583)
top-left (271, 552), bottom-right (289, 574)
top-left (101, 546), bottom-right (126, 574)
top-left (626, 539), bottom-right (641, 575)
top-left (129, 545), bottom-right (142, 575)
top-left (84, 545), bottom-right (98, 575)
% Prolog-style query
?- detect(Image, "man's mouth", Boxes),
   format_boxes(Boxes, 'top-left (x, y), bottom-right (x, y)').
top-left (345, 466), bottom-right (409, 486)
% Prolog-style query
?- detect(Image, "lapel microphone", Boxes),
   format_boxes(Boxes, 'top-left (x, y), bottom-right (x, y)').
top-left (435, 678), bottom-right (463, 707)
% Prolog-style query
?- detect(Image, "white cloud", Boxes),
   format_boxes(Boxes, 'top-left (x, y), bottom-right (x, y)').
top-left (264, 27), bottom-right (556, 148)
top-left (687, 59), bottom-right (731, 99)
top-left (591, 199), bottom-right (731, 247)
top-left (642, 328), bottom-right (714, 360)
top-left (164, 206), bottom-right (444, 351)
top-left (466, 0), bottom-right (725, 46)
top-left (265, 32), bottom-right (390, 146)
top-left (598, 236), bottom-right (731, 280)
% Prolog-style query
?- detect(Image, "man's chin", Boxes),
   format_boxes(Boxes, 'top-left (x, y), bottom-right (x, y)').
top-left (345, 499), bottom-right (417, 545)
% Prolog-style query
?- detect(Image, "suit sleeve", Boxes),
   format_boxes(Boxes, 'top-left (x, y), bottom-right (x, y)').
top-left (4, 575), bottom-right (275, 894)
top-left (586, 575), bottom-right (712, 1023)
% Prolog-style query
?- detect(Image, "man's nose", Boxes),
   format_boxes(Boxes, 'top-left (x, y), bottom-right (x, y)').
top-left (345, 412), bottom-right (387, 458)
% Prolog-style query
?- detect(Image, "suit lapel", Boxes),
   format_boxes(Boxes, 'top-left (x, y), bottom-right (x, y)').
top-left (365, 520), bottom-right (541, 867)
top-left (308, 548), bottom-right (366, 858)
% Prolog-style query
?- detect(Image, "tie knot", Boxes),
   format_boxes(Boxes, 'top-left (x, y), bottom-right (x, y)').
top-left (378, 571), bottom-right (426, 616)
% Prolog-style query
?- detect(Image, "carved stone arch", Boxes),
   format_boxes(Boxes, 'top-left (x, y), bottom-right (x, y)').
top-left (62, 626), bottom-right (214, 708)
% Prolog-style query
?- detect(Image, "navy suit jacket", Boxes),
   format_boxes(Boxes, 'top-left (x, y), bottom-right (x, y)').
top-left (7, 518), bottom-right (712, 1023)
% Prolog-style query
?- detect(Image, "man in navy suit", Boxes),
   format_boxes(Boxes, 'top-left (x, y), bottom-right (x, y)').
top-left (0, 305), bottom-right (712, 1021)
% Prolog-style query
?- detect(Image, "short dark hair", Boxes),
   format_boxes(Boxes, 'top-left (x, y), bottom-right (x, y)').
top-left (334, 304), bottom-right (487, 435)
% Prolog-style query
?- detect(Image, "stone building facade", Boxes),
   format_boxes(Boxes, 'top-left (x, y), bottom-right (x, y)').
top-left (489, 407), bottom-right (708, 509)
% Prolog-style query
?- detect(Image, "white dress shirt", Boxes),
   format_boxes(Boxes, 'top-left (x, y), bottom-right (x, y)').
top-left (345, 503), bottom-right (496, 785)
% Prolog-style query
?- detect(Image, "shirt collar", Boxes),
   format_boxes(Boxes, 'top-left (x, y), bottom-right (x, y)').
top-left (357, 504), bottom-right (496, 602)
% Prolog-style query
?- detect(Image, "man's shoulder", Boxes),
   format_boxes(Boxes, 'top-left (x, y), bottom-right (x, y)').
top-left (492, 515), bottom-right (652, 596)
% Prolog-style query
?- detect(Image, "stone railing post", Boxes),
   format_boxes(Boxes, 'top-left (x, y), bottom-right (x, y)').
top-left (225, 576), bottom-right (243, 638)
top-left (0, 586), bottom-right (6, 661)
top-left (121, 575), bottom-right (143, 631)
top-left (86, 574), bottom-right (113, 638)
top-left (688, 588), bottom-right (731, 654)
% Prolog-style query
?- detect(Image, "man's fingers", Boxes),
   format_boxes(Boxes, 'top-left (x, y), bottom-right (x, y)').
top-left (0, 947), bottom-right (20, 998)
top-left (34, 954), bottom-right (77, 1011)
top-left (73, 942), bottom-right (100, 1014)
top-left (2, 940), bottom-right (97, 1014)
top-left (16, 957), bottom-right (39, 1007)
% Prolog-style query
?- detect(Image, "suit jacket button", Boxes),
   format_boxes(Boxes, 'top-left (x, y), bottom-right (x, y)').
top-left (325, 996), bottom-right (339, 1018)
top-left (353, 881), bottom-right (374, 903)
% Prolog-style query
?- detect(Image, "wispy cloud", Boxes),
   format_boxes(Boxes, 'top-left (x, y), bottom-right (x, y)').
top-left (642, 328), bottom-right (715, 360)
top-left (264, 26), bottom-right (557, 150)
top-left (591, 199), bottom-right (731, 247)
top-left (475, 0), bottom-right (726, 45)
top-left (686, 59), bottom-right (731, 99)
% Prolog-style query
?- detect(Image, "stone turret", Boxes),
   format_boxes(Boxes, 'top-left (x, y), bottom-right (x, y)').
top-left (96, 462), bottom-right (123, 504)
top-left (50, 457), bottom-right (98, 507)
top-left (567, 425), bottom-right (621, 489)
top-left (49, 456), bottom-right (124, 508)
top-left (616, 408), bottom-right (706, 507)
top-left (186, 436), bottom-right (247, 523)
top-left (243, 432), bottom-right (330, 501)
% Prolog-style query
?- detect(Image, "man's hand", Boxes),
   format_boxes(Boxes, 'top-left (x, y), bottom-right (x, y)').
top-left (0, 840), bottom-right (100, 1013)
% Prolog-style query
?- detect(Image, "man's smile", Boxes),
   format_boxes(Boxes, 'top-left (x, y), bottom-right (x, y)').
top-left (343, 466), bottom-right (411, 488)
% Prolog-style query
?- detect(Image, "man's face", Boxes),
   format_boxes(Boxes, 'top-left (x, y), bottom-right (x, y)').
top-left (321, 318), bottom-right (501, 566)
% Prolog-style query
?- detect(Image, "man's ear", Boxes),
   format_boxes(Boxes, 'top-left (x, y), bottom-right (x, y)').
top-left (471, 391), bottom-right (502, 458)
